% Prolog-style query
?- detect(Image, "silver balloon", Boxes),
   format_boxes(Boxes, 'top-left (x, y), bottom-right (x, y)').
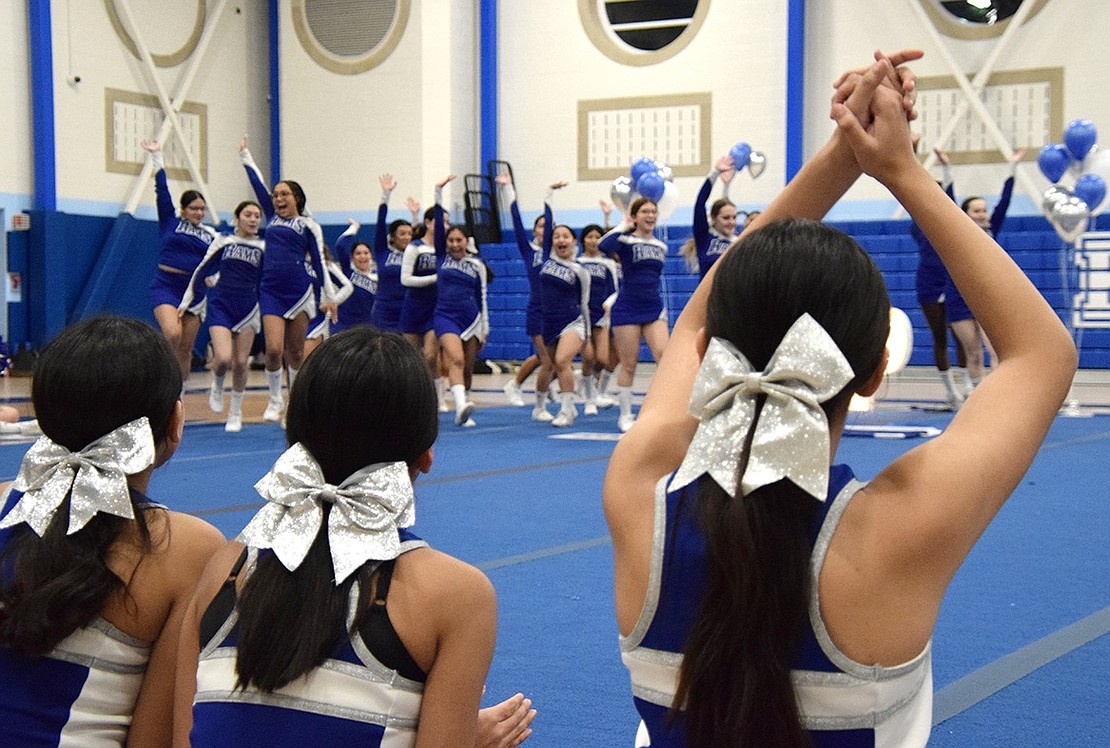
top-left (656, 163), bottom-right (674, 182)
top-left (1050, 195), bottom-right (1090, 243)
top-left (748, 151), bottom-right (767, 179)
top-left (610, 176), bottom-right (634, 214)
top-left (1042, 184), bottom-right (1072, 215)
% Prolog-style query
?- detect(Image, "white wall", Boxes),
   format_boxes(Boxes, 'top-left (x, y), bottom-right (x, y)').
top-left (807, 0), bottom-right (1110, 218)
top-left (48, 0), bottom-right (270, 220)
top-left (0, 1), bottom-right (33, 217)
top-left (498, 0), bottom-right (788, 226)
top-left (278, 0), bottom-right (479, 224)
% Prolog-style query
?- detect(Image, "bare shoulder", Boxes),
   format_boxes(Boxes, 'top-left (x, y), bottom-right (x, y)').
top-left (396, 547), bottom-right (495, 609)
top-left (148, 511), bottom-right (227, 590)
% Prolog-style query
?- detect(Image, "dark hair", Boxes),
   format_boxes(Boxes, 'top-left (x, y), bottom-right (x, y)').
top-left (446, 225), bottom-right (469, 241)
top-left (960, 196), bottom-right (983, 213)
top-left (235, 327), bottom-right (438, 691)
top-left (532, 214), bottom-right (546, 231)
top-left (278, 180), bottom-right (307, 214)
top-left (234, 200), bottom-right (261, 218)
top-left (388, 219), bottom-right (411, 239)
top-left (411, 223), bottom-right (427, 241)
top-left (579, 223), bottom-right (604, 243)
top-left (674, 219), bottom-right (889, 745)
top-left (0, 316), bottom-right (181, 656)
top-left (180, 189), bottom-right (205, 211)
top-left (422, 206), bottom-right (437, 223)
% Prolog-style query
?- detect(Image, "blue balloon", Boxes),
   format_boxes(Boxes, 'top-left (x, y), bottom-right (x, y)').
top-left (630, 157), bottom-right (657, 185)
top-left (1037, 144), bottom-right (1071, 183)
top-left (1064, 119), bottom-right (1098, 162)
top-left (729, 142), bottom-right (752, 170)
top-left (1074, 173), bottom-right (1107, 213)
top-left (636, 171), bottom-right (665, 202)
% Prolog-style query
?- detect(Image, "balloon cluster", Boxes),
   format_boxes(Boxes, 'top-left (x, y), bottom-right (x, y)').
top-left (1038, 119), bottom-right (1110, 242)
top-left (727, 141), bottom-right (768, 180)
top-left (610, 158), bottom-right (680, 221)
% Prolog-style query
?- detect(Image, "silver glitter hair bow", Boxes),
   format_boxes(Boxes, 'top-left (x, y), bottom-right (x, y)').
top-left (670, 314), bottom-right (855, 501)
top-left (238, 443), bottom-right (415, 584)
top-left (0, 417), bottom-right (156, 536)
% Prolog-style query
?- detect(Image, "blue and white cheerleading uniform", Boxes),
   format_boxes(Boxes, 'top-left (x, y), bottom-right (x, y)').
top-left (241, 149), bottom-right (334, 320)
top-left (538, 236), bottom-right (591, 346)
top-left (434, 246), bottom-right (489, 342)
top-left (400, 200), bottom-right (444, 336)
top-left (945, 175), bottom-right (1014, 323)
top-left (689, 171), bottom-right (735, 278)
top-left (621, 467), bottom-right (933, 747)
top-left (148, 164), bottom-right (219, 315)
top-left (578, 254), bottom-right (620, 328)
top-left (507, 189), bottom-right (553, 338)
top-left (0, 489), bottom-right (157, 747)
top-left (912, 181), bottom-right (956, 307)
top-left (305, 260), bottom-right (354, 340)
top-left (326, 221), bottom-right (375, 332)
top-left (182, 233), bottom-right (265, 334)
top-left (370, 193), bottom-right (405, 332)
top-left (190, 532), bottom-right (429, 747)
top-left (599, 224), bottom-right (669, 327)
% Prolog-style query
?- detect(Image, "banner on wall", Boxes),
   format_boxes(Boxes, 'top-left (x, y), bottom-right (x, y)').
top-left (1074, 231), bottom-right (1110, 328)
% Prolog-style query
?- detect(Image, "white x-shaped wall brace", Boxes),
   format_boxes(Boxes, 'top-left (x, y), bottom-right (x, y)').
top-left (898, 0), bottom-right (1043, 215)
top-left (115, 0), bottom-right (231, 221)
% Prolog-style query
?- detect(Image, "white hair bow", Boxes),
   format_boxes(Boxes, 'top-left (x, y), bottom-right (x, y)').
top-left (0, 417), bottom-right (155, 536)
top-left (670, 314), bottom-right (854, 501)
top-left (238, 443), bottom-right (415, 584)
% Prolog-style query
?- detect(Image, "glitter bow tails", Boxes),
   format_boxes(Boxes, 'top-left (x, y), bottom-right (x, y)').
top-left (0, 417), bottom-right (156, 536)
top-left (670, 314), bottom-right (854, 501)
top-left (239, 443), bottom-right (415, 584)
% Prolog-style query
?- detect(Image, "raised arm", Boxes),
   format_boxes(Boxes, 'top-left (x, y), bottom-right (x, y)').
top-left (836, 65), bottom-right (1076, 599)
top-left (496, 175), bottom-right (532, 264)
top-left (335, 220), bottom-right (359, 270)
top-left (990, 149), bottom-right (1023, 236)
top-left (238, 137), bottom-right (275, 219)
top-left (374, 175), bottom-right (394, 265)
top-left (142, 140), bottom-right (177, 234)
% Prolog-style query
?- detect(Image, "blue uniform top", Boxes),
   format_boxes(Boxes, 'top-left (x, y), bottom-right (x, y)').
top-left (0, 489), bottom-right (157, 747)
top-left (333, 226), bottom-right (376, 331)
top-left (599, 224), bottom-right (668, 327)
top-left (241, 151), bottom-right (333, 307)
top-left (434, 237), bottom-right (488, 338)
top-left (191, 531), bottom-right (429, 747)
top-left (538, 227), bottom-right (590, 345)
top-left (508, 194), bottom-right (554, 325)
top-left (578, 254), bottom-right (620, 326)
top-left (621, 468), bottom-right (934, 747)
top-left (153, 168), bottom-right (219, 272)
top-left (181, 233), bottom-right (265, 310)
top-left (690, 174), bottom-right (734, 279)
top-left (371, 195), bottom-right (405, 332)
top-left (400, 198), bottom-right (445, 334)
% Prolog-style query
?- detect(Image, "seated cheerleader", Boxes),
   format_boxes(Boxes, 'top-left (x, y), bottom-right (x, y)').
top-left (605, 54), bottom-right (1075, 746)
top-left (0, 316), bottom-right (225, 746)
top-left (176, 327), bottom-right (525, 747)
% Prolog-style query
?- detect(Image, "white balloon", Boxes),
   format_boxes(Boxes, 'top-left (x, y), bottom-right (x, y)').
top-left (748, 151), bottom-right (767, 179)
top-left (657, 181), bottom-right (680, 221)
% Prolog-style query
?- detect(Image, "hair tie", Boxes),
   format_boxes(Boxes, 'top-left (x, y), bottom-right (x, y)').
top-left (0, 417), bottom-right (156, 536)
top-left (238, 443), bottom-right (415, 584)
top-left (670, 314), bottom-right (855, 501)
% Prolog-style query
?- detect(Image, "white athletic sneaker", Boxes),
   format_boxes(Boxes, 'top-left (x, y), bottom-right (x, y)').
top-left (208, 381), bottom-right (224, 413)
top-left (552, 410), bottom-right (576, 428)
top-left (225, 412), bottom-right (243, 433)
top-left (262, 397), bottom-right (284, 423)
top-left (461, 418), bottom-right (477, 428)
top-left (502, 379), bottom-right (526, 406)
top-left (595, 394), bottom-right (618, 410)
top-left (455, 401), bottom-right (476, 426)
top-left (618, 414), bottom-right (636, 433)
top-left (531, 407), bottom-right (554, 423)
top-left (584, 401), bottom-right (598, 417)
top-left (439, 398), bottom-right (452, 413)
